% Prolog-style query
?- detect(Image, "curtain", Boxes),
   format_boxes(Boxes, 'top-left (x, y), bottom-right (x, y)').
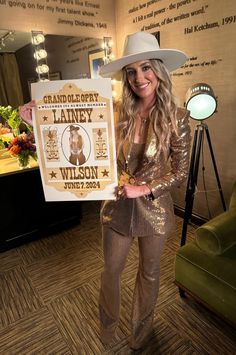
top-left (0, 53), bottom-right (24, 108)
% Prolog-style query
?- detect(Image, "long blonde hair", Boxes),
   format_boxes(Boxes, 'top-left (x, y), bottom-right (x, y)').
top-left (117, 59), bottom-right (178, 159)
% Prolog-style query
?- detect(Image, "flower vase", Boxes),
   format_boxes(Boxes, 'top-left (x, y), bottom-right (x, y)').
top-left (18, 155), bottom-right (30, 169)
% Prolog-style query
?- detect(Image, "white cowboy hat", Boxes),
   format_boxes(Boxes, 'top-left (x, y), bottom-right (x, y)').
top-left (99, 31), bottom-right (187, 79)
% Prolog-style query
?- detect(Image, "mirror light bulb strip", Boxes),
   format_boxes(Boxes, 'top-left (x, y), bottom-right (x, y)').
top-left (31, 30), bottom-right (49, 81)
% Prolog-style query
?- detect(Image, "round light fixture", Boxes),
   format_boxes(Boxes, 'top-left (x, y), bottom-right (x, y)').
top-left (34, 49), bottom-right (47, 60)
top-left (36, 64), bottom-right (49, 74)
top-left (32, 33), bottom-right (45, 45)
top-left (186, 83), bottom-right (217, 121)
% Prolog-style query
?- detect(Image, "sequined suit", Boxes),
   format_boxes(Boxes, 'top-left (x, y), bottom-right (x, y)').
top-left (99, 107), bottom-right (191, 348)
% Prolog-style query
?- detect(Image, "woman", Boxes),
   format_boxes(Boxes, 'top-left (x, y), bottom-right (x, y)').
top-left (68, 125), bottom-right (86, 166)
top-left (98, 31), bottom-right (191, 350)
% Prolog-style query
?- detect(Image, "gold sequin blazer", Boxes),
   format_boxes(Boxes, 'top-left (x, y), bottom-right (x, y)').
top-left (101, 107), bottom-right (191, 237)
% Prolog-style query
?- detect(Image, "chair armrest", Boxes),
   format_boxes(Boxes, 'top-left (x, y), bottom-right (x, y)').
top-left (195, 210), bottom-right (236, 255)
top-left (229, 180), bottom-right (236, 209)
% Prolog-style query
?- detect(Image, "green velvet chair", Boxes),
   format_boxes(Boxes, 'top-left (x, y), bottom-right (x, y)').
top-left (175, 181), bottom-right (236, 326)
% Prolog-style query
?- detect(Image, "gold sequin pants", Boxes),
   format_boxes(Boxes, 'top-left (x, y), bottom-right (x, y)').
top-left (99, 226), bottom-right (167, 348)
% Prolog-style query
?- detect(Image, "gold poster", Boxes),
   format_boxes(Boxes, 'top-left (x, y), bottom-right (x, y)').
top-left (31, 79), bottom-right (117, 201)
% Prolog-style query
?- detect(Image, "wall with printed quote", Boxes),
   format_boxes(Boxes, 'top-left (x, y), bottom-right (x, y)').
top-left (115, 0), bottom-right (236, 219)
top-left (0, 0), bottom-right (115, 39)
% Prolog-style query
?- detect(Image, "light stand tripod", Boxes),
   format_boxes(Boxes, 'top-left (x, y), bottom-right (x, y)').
top-left (180, 121), bottom-right (226, 247)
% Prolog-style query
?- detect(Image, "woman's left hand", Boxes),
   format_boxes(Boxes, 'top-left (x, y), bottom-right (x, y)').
top-left (119, 183), bottom-right (151, 199)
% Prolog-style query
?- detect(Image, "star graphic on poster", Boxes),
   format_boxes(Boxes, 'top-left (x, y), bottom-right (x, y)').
top-left (101, 169), bottom-right (109, 177)
top-left (43, 116), bottom-right (48, 121)
top-left (49, 171), bottom-right (57, 178)
top-left (99, 114), bottom-right (104, 119)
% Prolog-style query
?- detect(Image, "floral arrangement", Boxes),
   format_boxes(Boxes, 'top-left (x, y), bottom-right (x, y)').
top-left (0, 105), bottom-right (23, 136)
top-left (7, 132), bottom-right (37, 168)
top-left (0, 125), bottom-right (11, 149)
top-left (0, 102), bottom-right (37, 168)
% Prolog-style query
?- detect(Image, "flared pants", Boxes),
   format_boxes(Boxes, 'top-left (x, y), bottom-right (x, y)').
top-left (99, 226), bottom-right (167, 348)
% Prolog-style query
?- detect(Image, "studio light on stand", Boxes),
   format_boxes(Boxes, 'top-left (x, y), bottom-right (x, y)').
top-left (186, 84), bottom-right (217, 121)
top-left (181, 83), bottom-right (226, 247)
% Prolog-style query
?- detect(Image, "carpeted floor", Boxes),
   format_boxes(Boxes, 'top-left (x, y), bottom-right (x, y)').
top-left (0, 201), bottom-right (235, 354)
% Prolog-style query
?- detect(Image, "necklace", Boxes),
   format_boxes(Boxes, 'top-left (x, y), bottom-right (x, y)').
top-left (138, 114), bottom-right (149, 136)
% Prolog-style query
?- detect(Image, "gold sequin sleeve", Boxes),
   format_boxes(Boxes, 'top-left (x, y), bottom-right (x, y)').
top-left (148, 109), bottom-right (191, 198)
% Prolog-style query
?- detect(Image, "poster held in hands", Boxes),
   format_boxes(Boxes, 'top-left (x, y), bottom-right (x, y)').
top-left (31, 79), bottom-right (117, 201)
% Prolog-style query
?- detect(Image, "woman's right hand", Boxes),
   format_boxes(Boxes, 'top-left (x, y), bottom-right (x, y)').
top-left (19, 100), bottom-right (36, 126)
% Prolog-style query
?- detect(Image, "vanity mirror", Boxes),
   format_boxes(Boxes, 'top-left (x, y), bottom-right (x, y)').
top-left (0, 29), bottom-right (104, 107)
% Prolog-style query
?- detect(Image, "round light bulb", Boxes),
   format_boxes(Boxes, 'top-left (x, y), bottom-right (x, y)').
top-left (34, 49), bottom-right (47, 60)
top-left (36, 64), bottom-right (49, 74)
top-left (187, 94), bottom-right (216, 120)
top-left (32, 33), bottom-right (45, 45)
top-left (36, 65), bottom-right (42, 74)
top-left (41, 64), bottom-right (49, 73)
